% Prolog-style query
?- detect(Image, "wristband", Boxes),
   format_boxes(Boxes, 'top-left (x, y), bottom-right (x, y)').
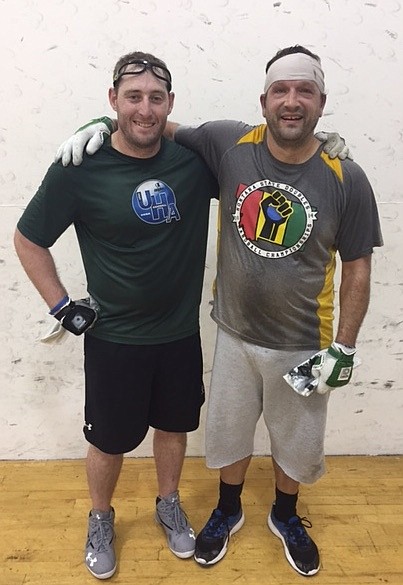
top-left (49, 295), bottom-right (70, 316)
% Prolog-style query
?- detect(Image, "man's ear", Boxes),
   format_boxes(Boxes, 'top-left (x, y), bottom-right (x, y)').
top-left (108, 87), bottom-right (118, 112)
top-left (260, 93), bottom-right (267, 117)
top-left (319, 94), bottom-right (327, 117)
top-left (168, 92), bottom-right (175, 116)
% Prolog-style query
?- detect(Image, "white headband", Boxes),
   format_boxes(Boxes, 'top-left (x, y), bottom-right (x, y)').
top-left (263, 53), bottom-right (326, 94)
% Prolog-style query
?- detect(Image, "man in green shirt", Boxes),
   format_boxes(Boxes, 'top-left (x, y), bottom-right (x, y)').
top-left (14, 50), bottom-right (217, 580)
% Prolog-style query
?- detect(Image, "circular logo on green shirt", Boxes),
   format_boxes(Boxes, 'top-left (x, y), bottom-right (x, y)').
top-left (132, 179), bottom-right (181, 224)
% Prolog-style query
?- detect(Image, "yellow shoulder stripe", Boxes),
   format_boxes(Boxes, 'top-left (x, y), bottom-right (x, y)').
top-left (320, 151), bottom-right (343, 182)
top-left (237, 124), bottom-right (266, 145)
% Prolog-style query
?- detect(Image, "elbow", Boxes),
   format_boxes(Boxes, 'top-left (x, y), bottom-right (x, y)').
top-left (14, 228), bottom-right (45, 261)
top-left (14, 227), bottom-right (24, 258)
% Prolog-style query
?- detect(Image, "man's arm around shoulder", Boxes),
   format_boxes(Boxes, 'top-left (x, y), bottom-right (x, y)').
top-left (164, 121), bottom-right (180, 141)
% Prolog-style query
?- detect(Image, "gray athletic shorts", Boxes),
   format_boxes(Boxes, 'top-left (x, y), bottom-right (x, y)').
top-left (205, 327), bottom-right (330, 484)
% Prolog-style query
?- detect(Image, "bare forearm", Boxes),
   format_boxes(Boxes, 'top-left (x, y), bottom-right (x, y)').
top-left (164, 121), bottom-right (180, 141)
top-left (335, 255), bottom-right (372, 346)
top-left (14, 229), bottom-right (67, 309)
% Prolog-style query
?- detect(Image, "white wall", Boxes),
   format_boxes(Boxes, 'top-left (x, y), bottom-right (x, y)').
top-left (1, 0), bottom-right (402, 459)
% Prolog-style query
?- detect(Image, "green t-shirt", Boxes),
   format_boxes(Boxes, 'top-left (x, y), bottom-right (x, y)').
top-left (18, 137), bottom-right (218, 344)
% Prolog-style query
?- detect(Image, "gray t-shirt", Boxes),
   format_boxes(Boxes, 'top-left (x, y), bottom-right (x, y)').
top-left (176, 120), bottom-right (383, 350)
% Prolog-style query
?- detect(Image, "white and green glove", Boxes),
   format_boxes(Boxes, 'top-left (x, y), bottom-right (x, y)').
top-left (311, 342), bottom-right (356, 395)
top-left (54, 117), bottom-right (114, 167)
top-left (315, 131), bottom-right (352, 160)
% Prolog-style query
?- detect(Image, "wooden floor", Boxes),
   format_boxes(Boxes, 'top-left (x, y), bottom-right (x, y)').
top-left (1, 456), bottom-right (402, 585)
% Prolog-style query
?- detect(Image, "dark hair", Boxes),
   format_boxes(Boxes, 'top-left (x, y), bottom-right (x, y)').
top-left (265, 45), bottom-right (321, 74)
top-left (112, 51), bottom-right (171, 91)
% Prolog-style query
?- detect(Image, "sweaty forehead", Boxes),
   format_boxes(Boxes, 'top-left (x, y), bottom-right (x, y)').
top-left (118, 71), bottom-right (168, 92)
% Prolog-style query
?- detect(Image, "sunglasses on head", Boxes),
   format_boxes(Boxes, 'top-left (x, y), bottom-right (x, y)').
top-left (113, 60), bottom-right (172, 91)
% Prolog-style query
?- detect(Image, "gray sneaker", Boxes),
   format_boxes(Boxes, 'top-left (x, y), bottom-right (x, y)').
top-left (85, 508), bottom-right (116, 579)
top-left (155, 491), bottom-right (196, 558)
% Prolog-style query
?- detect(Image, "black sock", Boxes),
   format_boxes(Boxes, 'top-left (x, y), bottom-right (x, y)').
top-left (274, 487), bottom-right (298, 523)
top-left (217, 479), bottom-right (243, 517)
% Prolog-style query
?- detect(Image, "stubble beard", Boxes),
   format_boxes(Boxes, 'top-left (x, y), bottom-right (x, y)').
top-left (269, 115), bottom-right (318, 150)
top-left (121, 122), bottom-right (164, 156)
top-left (128, 124), bottom-right (162, 149)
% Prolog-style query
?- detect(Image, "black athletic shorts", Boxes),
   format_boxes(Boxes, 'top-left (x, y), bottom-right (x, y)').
top-left (83, 332), bottom-right (205, 454)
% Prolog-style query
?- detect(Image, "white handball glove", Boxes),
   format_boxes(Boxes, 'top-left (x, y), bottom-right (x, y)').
top-left (315, 131), bottom-right (352, 160)
top-left (54, 117), bottom-right (114, 167)
top-left (311, 342), bottom-right (356, 395)
top-left (39, 318), bottom-right (67, 344)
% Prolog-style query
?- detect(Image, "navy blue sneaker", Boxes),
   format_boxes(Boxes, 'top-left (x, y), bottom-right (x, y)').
top-left (194, 508), bottom-right (245, 566)
top-left (268, 504), bottom-right (320, 576)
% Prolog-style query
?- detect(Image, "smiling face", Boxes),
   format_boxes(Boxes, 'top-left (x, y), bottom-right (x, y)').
top-left (108, 71), bottom-right (174, 159)
top-left (260, 79), bottom-right (326, 155)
